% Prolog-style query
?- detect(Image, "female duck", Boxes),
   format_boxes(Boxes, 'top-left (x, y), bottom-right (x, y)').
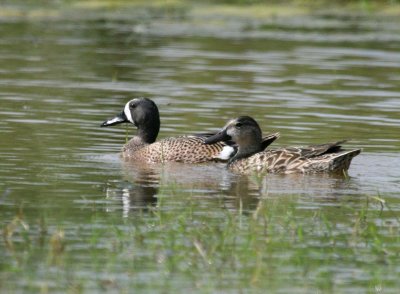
top-left (204, 116), bottom-right (361, 174)
top-left (101, 98), bottom-right (279, 163)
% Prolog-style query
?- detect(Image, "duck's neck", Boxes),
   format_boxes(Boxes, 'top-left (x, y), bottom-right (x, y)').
top-left (229, 142), bottom-right (263, 165)
top-left (136, 118), bottom-right (159, 143)
top-left (137, 125), bottom-right (159, 144)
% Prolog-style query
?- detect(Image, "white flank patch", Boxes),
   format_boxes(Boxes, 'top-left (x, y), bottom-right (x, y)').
top-left (216, 146), bottom-right (235, 160)
top-left (124, 101), bottom-right (134, 123)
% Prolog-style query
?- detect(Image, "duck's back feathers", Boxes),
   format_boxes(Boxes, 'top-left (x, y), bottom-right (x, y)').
top-left (286, 140), bottom-right (347, 158)
top-left (229, 141), bottom-right (361, 174)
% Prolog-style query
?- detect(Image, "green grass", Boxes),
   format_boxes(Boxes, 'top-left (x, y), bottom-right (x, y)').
top-left (1, 0), bottom-right (400, 21)
top-left (1, 182), bottom-right (399, 293)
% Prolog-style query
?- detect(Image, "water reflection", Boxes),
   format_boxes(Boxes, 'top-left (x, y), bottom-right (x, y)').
top-left (105, 183), bottom-right (158, 217)
top-left (111, 157), bottom-right (367, 217)
top-left (105, 168), bottom-right (159, 217)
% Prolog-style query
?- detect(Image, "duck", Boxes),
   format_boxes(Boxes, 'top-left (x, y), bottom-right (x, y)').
top-left (204, 116), bottom-right (361, 174)
top-left (101, 98), bottom-right (280, 163)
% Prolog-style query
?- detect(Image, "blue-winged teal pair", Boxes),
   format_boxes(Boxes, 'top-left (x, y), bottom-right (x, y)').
top-left (101, 98), bottom-right (361, 174)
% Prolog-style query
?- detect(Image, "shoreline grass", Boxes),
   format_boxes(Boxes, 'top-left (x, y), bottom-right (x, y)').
top-left (2, 182), bottom-right (399, 292)
top-left (1, 0), bottom-right (400, 21)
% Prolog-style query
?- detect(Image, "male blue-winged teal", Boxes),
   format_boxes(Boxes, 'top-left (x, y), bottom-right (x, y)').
top-left (204, 116), bottom-right (361, 174)
top-left (101, 98), bottom-right (279, 163)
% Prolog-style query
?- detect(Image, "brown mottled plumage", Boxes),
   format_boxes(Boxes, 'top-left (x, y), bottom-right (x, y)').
top-left (101, 98), bottom-right (279, 163)
top-left (122, 135), bottom-right (227, 163)
top-left (205, 116), bottom-right (361, 174)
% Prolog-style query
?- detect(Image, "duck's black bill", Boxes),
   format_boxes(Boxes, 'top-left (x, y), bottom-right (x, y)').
top-left (101, 111), bottom-right (128, 127)
top-left (204, 130), bottom-right (231, 144)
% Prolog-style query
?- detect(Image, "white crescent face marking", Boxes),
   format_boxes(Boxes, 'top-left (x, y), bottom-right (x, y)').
top-left (226, 128), bottom-right (235, 137)
top-left (124, 101), bottom-right (134, 123)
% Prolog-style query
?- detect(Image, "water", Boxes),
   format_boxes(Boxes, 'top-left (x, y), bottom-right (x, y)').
top-left (1, 8), bottom-right (400, 293)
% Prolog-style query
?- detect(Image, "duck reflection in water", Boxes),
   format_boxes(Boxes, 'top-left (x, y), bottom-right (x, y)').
top-left (105, 156), bottom-right (361, 217)
top-left (105, 168), bottom-right (159, 217)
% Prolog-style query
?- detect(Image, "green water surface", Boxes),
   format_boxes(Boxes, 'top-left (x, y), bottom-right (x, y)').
top-left (1, 5), bottom-right (400, 293)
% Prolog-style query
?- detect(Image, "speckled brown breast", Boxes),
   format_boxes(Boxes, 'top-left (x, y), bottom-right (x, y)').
top-left (121, 136), bottom-right (229, 163)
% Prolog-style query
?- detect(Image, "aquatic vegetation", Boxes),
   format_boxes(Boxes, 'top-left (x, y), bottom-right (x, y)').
top-left (1, 183), bottom-right (399, 292)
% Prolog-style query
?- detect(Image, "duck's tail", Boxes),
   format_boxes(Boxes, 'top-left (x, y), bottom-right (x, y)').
top-left (309, 148), bottom-right (361, 173)
top-left (330, 149), bottom-right (361, 172)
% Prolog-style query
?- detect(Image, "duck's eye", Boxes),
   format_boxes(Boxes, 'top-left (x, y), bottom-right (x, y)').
top-left (130, 103), bottom-right (136, 108)
top-left (235, 122), bottom-right (242, 128)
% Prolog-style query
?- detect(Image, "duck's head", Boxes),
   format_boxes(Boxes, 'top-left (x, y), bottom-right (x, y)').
top-left (101, 98), bottom-right (160, 143)
top-left (101, 98), bottom-right (159, 127)
top-left (205, 116), bottom-right (263, 152)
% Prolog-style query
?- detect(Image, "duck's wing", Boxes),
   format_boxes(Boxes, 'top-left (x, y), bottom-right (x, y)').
top-left (284, 140), bottom-right (348, 158)
top-left (260, 132), bottom-right (280, 151)
top-left (253, 140), bottom-right (359, 173)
